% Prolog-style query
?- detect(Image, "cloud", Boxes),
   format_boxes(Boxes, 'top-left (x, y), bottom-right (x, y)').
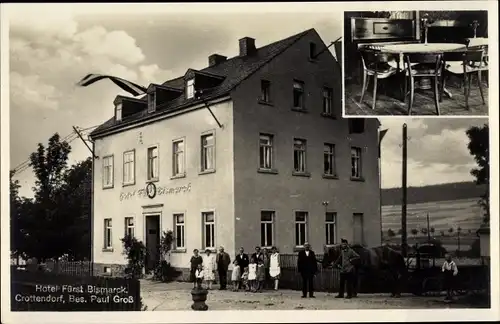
top-left (380, 118), bottom-right (485, 188)
top-left (10, 72), bottom-right (61, 110)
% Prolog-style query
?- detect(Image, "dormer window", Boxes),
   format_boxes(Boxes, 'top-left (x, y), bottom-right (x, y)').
top-left (147, 92), bottom-right (156, 113)
top-left (186, 79), bottom-right (195, 99)
top-left (115, 103), bottom-right (122, 121)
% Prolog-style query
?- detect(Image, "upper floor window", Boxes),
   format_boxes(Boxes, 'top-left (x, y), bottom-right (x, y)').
top-left (147, 92), bottom-right (156, 113)
top-left (201, 133), bottom-right (215, 172)
top-left (259, 134), bottom-right (274, 170)
top-left (102, 155), bottom-right (114, 188)
top-left (324, 143), bottom-right (336, 176)
top-left (293, 80), bottom-right (305, 110)
top-left (293, 138), bottom-right (307, 173)
top-left (186, 79), bottom-right (195, 99)
top-left (123, 150), bottom-right (135, 185)
top-left (351, 147), bottom-right (362, 179)
top-left (173, 139), bottom-right (185, 176)
top-left (147, 146), bottom-right (159, 181)
top-left (322, 87), bottom-right (333, 115)
top-left (115, 103), bottom-right (122, 121)
top-left (260, 80), bottom-right (271, 103)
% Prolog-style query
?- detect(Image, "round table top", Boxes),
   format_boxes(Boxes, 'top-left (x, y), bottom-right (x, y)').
top-left (381, 43), bottom-right (467, 54)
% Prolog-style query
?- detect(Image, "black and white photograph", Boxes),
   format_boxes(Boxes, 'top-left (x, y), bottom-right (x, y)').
top-left (0, 2), bottom-right (498, 324)
top-left (343, 10), bottom-right (489, 116)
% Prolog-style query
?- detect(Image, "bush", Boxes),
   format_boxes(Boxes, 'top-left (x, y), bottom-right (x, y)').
top-left (151, 230), bottom-right (181, 282)
top-left (121, 235), bottom-right (147, 279)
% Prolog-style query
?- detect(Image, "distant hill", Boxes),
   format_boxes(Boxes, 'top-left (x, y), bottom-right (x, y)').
top-left (382, 181), bottom-right (486, 206)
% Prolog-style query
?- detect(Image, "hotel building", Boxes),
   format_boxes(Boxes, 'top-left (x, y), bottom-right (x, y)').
top-left (89, 28), bottom-right (382, 276)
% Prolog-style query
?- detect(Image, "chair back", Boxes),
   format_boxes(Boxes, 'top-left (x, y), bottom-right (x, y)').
top-left (404, 52), bottom-right (443, 75)
top-left (359, 48), bottom-right (396, 70)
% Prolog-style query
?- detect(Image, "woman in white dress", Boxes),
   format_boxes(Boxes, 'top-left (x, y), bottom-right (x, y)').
top-left (202, 249), bottom-right (216, 289)
top-left (269, 246), bottom-right (281, 291)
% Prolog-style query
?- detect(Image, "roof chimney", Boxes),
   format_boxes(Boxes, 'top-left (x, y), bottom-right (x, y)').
top-left (239, 37), bottom-right (256, 56)
top-left (208, 54), bottom-right (227, 67)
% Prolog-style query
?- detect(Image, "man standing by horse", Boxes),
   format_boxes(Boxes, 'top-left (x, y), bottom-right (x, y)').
top-left (334, 239), bottom-right (360, 299)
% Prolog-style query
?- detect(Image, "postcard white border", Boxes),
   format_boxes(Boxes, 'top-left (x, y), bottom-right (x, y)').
top-left (1, 1), bottom-right (499, 323)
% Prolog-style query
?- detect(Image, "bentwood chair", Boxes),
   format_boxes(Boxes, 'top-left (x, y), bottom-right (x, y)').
top-left (403, 53), bottom-right (444, 116)
top-left (358, 48), bottom-right (398, 110)
top-left (442, 46), bottom-right (487, 109)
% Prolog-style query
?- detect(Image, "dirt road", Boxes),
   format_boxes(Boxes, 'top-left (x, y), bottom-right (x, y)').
top-left (140, 280), bottom-right (480, 311)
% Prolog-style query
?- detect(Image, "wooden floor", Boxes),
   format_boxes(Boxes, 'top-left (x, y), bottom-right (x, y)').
top-left (344, 76), bottom-right (489, 116)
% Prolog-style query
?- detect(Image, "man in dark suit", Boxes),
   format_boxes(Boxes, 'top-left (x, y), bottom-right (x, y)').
top-left (216, 246), bottom-right (231, 290)
top-left (234, 247), bottom-right (249, 289)
top-left (297, 242), bottom-right (318, 298)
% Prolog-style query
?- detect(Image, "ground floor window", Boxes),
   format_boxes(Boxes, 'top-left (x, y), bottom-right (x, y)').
top-left (174, 213), bottom-right (185, 249)
top-left (325, 212), bottom-right (337, 245)
top-left (124, 217), bottom-right (134, 237)
top-left (202, 212), bottom-right (215, 249)
top-left (104, 218), bottom-right (112, 249)
top-left (295, 211), bottom-right (308, 247)
top-left (260, 211), bottom-right (275, 248)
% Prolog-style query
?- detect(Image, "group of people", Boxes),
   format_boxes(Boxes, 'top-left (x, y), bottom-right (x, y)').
top-left (296, 239), bottom-right (359, 299)
top-left (189, 246), bottom-right (282, 292)
top-left (189, 239), bottom-right (460, 301)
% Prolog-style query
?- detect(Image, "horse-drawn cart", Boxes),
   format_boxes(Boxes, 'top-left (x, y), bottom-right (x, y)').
top-left (406, 248), bottom-right (488, 297)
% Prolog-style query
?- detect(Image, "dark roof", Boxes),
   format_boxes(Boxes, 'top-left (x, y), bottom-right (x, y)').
top-left (90, 28), bottom-right (315, 138)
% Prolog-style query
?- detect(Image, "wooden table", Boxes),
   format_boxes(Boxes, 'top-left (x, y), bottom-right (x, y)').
top-left (380, 43), bottom-right (467, 98)
top-left (467, 37), bottom-right (488, 48)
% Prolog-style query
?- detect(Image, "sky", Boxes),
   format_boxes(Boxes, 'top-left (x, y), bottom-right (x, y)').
top-left (5, 3), bottom-right (488, 198)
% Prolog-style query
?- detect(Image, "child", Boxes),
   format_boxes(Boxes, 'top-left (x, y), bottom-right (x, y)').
top-left (241, 267), bottom-right (250, 291)
top-left (195, 264), bottom-right (204, 289)
top-left (248, 256), bottom-right (257, 292)
top-left (231, 259), bottom-right (241, 291)
top-left (442, 253), bottom-right (458, 301)
top-left (189, 249), bottom-right (203, 289)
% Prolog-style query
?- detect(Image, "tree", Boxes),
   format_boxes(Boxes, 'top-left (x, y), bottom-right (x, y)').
top-left (410, 228), bottom-right (418, 237)
top-left (420, 227), bottom-right (428, 235)
top-left (430, 227), bottom-right (435, 236)
top-left (387, 228), bottom-right (395, 239)
top-left (440, 230), bottom-right (445, 237)
top-left (397, 229), bottom-right (403, 236)
top-left (448, 227), bottom-right (454, 235)
top-left (11, 133), bottom-right (91, 262)
top-left (466, 124), bottom-right (489, 224)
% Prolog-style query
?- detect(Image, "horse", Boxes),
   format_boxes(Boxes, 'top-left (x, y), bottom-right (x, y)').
top-left (322, 244), bottom-right (408, 297)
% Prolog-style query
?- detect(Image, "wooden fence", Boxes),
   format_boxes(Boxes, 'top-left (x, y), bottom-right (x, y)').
top-left (277, 254), bottom-right (488, 294)
top-left (11, 269), bottom-right (140, 311)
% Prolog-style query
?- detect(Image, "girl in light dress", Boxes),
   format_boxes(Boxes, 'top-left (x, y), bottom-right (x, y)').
top-left (231, 259), bottom-right (241, 291)
top-left (269, 246), bottom-right (281, 291)
top-left (202, 249), bottom-right (216, 290)
top-left (248, 256), bottom-right (258, 292)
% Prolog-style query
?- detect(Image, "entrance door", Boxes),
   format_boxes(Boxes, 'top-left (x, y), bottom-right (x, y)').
top-left (353, 213), bottom-right (364, 245)
top-left (145, 215), bottom-right (160, 272)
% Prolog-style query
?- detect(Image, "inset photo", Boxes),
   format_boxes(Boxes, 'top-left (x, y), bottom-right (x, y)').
top-left (343, 10), bottom-right (489, 116)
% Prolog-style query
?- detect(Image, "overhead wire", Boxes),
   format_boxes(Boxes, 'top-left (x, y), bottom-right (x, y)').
top-left (11, 126), bottom-right (95, 177)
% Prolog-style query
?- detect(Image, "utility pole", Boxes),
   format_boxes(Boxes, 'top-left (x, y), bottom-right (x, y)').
top-left (427, 213), bottom-right (431, 243)
top-left (402, 124), bottom-right (408, 257)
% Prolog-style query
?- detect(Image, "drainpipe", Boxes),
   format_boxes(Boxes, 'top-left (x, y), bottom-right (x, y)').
top-left (90, 139), bottom-right (95, 276)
